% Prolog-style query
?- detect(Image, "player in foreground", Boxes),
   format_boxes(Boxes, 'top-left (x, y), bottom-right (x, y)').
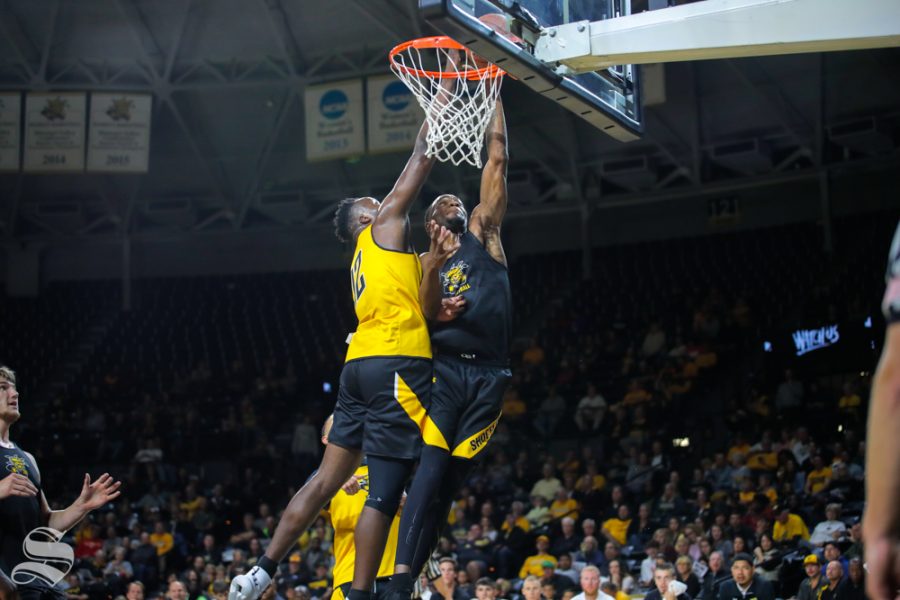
top-left (863, 220), bottom-right (900, 600)
top-left (0, 366), bottom-right (122, 600)
top-left (384, 97), bottom-right (512, 600)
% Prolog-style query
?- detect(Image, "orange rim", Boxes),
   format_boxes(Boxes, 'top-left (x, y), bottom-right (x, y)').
top-left (389, 36), bottom-right (505, 81)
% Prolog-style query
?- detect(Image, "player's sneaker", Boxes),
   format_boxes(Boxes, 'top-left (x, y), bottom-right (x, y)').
top-left (228, 566), bottom-right (272, 600)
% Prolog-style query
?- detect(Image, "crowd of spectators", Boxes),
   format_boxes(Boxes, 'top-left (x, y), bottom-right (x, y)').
top-left (8, 216), bottom-right (888, 600)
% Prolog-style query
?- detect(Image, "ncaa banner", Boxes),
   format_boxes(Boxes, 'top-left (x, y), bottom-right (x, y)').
top-left (87, 93), bottom-right (152, 173)
top-left (0, 93), bottom-right (21, 172)
top-left (304, 80), bottom-right (364, 161)
top-left (366, 76), bottom-right (423, 154)
top-left (24, 93), bottom-right (86, 173)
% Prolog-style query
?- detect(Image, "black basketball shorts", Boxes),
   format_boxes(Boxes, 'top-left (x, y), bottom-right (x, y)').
top-left (329, 357), bottom-right (432, 461)
top-left (427, 355), bottom-right (512, 460)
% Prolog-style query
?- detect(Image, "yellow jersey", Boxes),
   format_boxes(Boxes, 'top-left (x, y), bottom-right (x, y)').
top-left (327, 464), bottom-right (401, 588)
top-left (345, 226), bottom-right (431, 362)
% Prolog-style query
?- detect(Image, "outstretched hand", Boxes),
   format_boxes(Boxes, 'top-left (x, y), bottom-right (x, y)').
top-left (428, 220), bottom-right (460, 267)
top-left (77, 473), bottom-right (122, 511)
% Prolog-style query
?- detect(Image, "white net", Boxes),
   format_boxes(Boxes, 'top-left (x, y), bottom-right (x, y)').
top-left (390, 40), bottom-right (504, 168)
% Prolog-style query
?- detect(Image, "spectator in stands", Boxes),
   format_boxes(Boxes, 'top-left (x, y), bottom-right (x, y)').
top-left (599, 543), bottom-right (620, 575)
top-left (805, 455), bottom-right (833, 497)
top-left (810, 504), bottom-right (847, 547)
top-left (575, 384), bottom-right (607, 433)
top-left (604, 559), bottom-right (634, 595)
top-left (822, 542), bottom-right (849, 578)
top-left (535, 387), bottom-right (567, 438)
top-left (655, 484), bottom-right (685, 521)
top-left (751, 534), bottom-right (780, 583)
top-left (604, 486), bottom-right (627, 520)
top-left (601, 505), bottom-right (632, 548)
top-left (531, 464), bottom-right (563, 503)
top-left (550, 490), bottom-right (580, 522)
top-left (167, 580), bottom-right (188, 600)
top-left (709, 525), bottom-right (733, 562)
top-left (843, 523), bottom-right (863, 560)
top-left (475, 578), bottom-right (497, 600)
top-left (457, 523), bottom-right (492, 567)
top-left (600, 581), bottom-right (626, 600)
top-left (844, 559), bottom-right (865, 600)
top-left (541, 561), bottom-right (574, 598)
top-left (717, 553), bottom-right (774, 600)
top-left (674, 556), bottom-right (701, 598)
top-left (126, 581), bottom-right (145, 600)
top-left (434, 558), bottom-right (468, 600)
top-left (556, 553), bottom-right (579, 585)
top-left (642, 322), bottom-right (667, 358)
top-left (104, 546), bottom-right (134, 583)
top-left (774, 370), bottom-right (803, 419)
top-left (520, 576), bottom-right (543, 600)
top-left (821, 561), bottom-right (847, 600)
top-left (645, 563), bottom-right (689, 600)
top-left (572, 566), bottom-right (612, 600)
top-left (796, 555), bottom-right (827, 600)
top-left (702, 551), bottom-right (731, 600)
top-left (520, 536), bottom-right (558, 579)
top-left (630, 503), bottom-right (655, 548)
top-left (522, 339), bottom-right (545, 367)
top-left (707, 453), bottom-right (733, 491)
top-left (552, 518), bottom-right (582, 556)
top-left (525, 496), bottom-right (551, 529)
top-left (640, 542), bottom-right (661, 588)
top-left (772, 506), bottom-right (810, 546)
top-left (575, 536), bottom-right (602, 569)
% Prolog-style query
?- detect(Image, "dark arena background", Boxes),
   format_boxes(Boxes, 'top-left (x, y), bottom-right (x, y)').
top-left (1, 2), bottom-right (898, 600)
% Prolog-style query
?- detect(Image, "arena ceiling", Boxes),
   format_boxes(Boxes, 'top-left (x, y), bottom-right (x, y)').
top-left (0, 0), bottom-right (898, 243)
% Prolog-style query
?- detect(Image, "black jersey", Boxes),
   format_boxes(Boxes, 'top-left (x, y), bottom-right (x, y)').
top-left (0, 444), bottom-right (43, 582)
top-left (430, 231), bottom-right (511, 366)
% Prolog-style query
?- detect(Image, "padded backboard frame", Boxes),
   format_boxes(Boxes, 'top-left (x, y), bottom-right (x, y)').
top-left (420, 0), bottom-right (644, 141)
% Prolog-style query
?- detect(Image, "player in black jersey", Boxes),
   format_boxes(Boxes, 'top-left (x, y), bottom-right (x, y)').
top-left (863, 221), bottom-right (900, 600)
top-left (384, 98), bottom-right (512, 600)
top-left (0, 366), bottom-right (121, 600)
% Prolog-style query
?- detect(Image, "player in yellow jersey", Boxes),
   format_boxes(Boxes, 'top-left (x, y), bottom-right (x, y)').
top-left (317, 415), bottom-right (401, 600)
top-left (230, 87), bottom-right (460, 600)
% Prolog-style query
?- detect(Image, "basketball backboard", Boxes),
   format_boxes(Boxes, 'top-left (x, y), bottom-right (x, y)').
top-left (420, 0), bottom-right (643, 142)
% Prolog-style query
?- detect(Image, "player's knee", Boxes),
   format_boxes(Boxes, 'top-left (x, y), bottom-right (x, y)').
top-left (364, 493), bottom-right (401, 516)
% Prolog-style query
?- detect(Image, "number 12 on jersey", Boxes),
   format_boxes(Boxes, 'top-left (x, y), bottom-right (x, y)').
top-left (351, 250), bottom-right (366, 304)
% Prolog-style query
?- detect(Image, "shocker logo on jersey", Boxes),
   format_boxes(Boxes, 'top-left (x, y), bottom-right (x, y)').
top-left (442, 260), bottom-right (471, 295)
top-left (5, 455), bottom-right (29, 477)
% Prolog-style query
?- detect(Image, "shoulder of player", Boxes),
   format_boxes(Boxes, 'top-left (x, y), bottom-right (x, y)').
top-left (23, 450), bottom-right (41, 475)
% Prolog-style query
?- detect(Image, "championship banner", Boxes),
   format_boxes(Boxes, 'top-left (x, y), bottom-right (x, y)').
top-left (0, 93), bottom-right (21, 172)
top-left (23, 93), bottom-right (86, 173)
top-left (366, 76), bottom-right (423, 154)
top-left (87, 93), bottom-right (152, 173)
top-left (304, 80), bottom-right (364, 161)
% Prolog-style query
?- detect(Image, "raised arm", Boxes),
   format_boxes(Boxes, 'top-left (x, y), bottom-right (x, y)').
top-left (419, 222), bottom-right (460, 321)
top-left (374, 51), bottom-right (459, 251)
top-left (372, 121), bottom-right (438, 251)
top-left (26, 452), bottom-right (121, 533)
top-left (469, 98), bottom-right (509, 264)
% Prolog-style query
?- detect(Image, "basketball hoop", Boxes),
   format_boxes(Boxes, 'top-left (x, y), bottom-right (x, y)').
top-left (389, 36), bottom-right (505, 168)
